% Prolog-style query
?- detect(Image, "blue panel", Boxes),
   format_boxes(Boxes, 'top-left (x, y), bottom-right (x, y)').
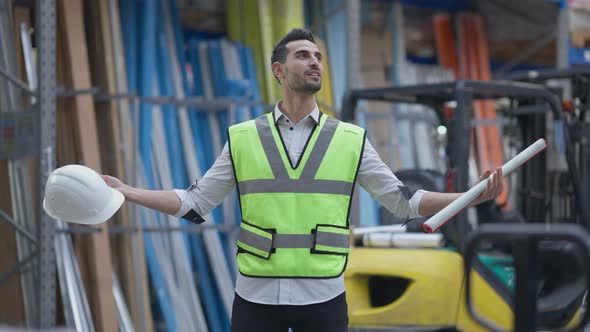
top-left (489, 60), bottom-right (547, 72)
top-left (120, 0), bottom-right (136, 91)
top-left (207, 40), bottom-right (230, 136)
top-left (138, 0), bottom-right (157, 187)
top-left (166, 5), bottom-right (228, 329)
top-left (119, 0), bottom-right (137, 121)
top-left (182, 28), bottom-right (225, 41)
top-left (402, 0), bottom-right (469, 12)
top-left (156, 21), bottom-right (187, 192)
top-left (187, 39), bottom-right (213, 171)
top-left (168, 0), bottom-right (190, 93)
top-left (356, 111), bottom-right (379, 227)
top-left (323, 0), bottom-right (347, 111)
top-left (121, 0), bottom-right (177, 330)
top-left (186, 38), bottom-right (231, 332)
top-left (407, 54), bottom-right (438, 65)
top-left (569, 41), bottom-right (590, 66)
top-left (373, 0), bottom-right (469, 12)
top-left (205, 40), bottom-right (240, 281)
top-left (545, 0), bottom-right (566, 8)
top-left (238, 44), bottom-right (265, 118)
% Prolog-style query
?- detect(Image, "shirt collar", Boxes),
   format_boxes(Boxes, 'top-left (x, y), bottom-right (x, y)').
top-left (273, 101), bottom-right (321, 125)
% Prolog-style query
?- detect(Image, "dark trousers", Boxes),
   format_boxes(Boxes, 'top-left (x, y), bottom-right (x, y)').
top-left (230, 292), bottom-right (349, 332)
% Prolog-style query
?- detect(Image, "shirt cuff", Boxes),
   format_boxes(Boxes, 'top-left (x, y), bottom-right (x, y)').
top-left (172, 189), bottom-right (190, 218)
top-left (409, 189), bottom-right (426, 218)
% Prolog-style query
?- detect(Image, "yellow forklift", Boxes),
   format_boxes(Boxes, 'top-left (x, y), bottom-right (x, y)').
top-left (341, 78), bottom-right (590, 331)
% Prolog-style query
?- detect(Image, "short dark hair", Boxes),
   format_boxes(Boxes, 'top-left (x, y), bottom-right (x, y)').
top-left (271, 28), bottom-right (316, 66)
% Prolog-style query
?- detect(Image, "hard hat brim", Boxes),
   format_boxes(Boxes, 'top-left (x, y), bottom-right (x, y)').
top-left (43, 187), bottom-right (125, 225)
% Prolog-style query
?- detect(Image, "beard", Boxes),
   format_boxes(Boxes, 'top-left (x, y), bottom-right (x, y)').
top-left (286, 68), bottom-right (321, 93)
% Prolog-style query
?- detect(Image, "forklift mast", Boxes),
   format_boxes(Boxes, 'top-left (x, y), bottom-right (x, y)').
top-left (342, 79), bottom-right (589, 251)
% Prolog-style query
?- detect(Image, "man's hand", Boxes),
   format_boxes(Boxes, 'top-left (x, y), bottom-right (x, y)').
top-left (419, 167), bottom-right (504, 216)
top-left (471, 167), bottom-right (503, 206)
top-left (101, 174), bottom-right (127, 195)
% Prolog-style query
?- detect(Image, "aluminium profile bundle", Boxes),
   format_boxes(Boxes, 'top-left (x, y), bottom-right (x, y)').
top-left (197, 41), bottom-right (235, 317)
top-left (0, 4), bottom-right (37, 324)
top-left (55, 220), bottom-right (95, 332)
top-left (112, 272), bottom-right (135, 332)
top-left (20, 14), bottom-right (95, 330)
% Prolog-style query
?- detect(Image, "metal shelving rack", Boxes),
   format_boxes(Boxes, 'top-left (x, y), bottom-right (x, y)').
top-left (36, 0), bottom-right (57, 327)
top-left (0, 0), bottom-right (57, 328)
top-left (8, 0), bottom-right (570, 329)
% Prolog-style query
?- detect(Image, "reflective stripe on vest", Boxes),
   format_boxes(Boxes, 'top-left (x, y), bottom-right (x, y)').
top-left (228, 112), bottom-right (365, 278)
top-left (255, 114), bottom-right (337, 180)
top-left (236, 115), bottom-right (354, 196)
top-left (238, 179), bottom-right (353, 195)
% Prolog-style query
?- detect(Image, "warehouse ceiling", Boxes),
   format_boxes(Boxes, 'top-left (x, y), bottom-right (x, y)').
top-left (179, 0), bottom-right (563, 69)
top-left (400, 0), bottom-right (560, 68)
top-left (475, 0), bottom-right (559, 67)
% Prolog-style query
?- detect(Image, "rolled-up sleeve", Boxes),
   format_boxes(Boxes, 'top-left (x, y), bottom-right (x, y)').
top-left (173, 143), bottom-right (236, 220)
top-left (357, 139), bottom-right (424, 219)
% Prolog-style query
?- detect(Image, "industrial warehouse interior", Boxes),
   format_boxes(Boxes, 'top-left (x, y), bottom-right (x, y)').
top-left (1, 0), bottom-right (590, 331)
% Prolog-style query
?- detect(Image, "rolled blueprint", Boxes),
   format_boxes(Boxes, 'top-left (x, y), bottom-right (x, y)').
top-left (422, 138), bottom-right (547, 233)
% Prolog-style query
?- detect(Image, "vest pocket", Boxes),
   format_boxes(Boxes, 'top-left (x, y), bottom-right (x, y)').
top-left (312, 224), bottom-right (351, 255)
top-left (237, 220), bottom-right (274, 260)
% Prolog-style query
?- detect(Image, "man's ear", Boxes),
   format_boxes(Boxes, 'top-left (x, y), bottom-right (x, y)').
top-left (272, 62), bottom-right (284, 79)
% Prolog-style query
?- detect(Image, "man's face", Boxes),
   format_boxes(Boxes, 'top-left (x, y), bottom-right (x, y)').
top-left (281, 40), bottom-right (323, 94)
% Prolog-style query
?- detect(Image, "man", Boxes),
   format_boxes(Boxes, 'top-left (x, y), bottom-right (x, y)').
top-left (102, 28), bottom-right (503, 332)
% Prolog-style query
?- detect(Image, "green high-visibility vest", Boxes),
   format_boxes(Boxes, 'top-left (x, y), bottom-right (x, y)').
top-left (228, 112), bottom-right (365, 278)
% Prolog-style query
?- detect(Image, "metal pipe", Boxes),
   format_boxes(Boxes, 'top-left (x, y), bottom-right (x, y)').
top-left (0, 208), bottom-right (36, 243)
top-left (0, 66), bottom-right (34, 94)
top-left (346, 0), bottom-right (361, 90)
top-left (36, 0), bottom-right (58, 327)
top-left (495, 29), bottom-right (556, 75)
top-left (0, 250), bottom-right (38, 285)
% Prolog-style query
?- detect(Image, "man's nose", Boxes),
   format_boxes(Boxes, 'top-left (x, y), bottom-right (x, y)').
top-left (310, 57), bottom-right (320, 68)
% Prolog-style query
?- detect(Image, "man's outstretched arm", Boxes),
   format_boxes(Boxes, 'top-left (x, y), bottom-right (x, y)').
top-left (358, 139), bottom-right (504, 220)
top-left (101, 143), bottom-right (236, 221)
top-left (101, 175), bottom-right (181, 216)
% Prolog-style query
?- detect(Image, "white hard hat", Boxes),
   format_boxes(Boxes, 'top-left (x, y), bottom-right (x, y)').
top-left (43, 164), bottom-right (124, 225)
